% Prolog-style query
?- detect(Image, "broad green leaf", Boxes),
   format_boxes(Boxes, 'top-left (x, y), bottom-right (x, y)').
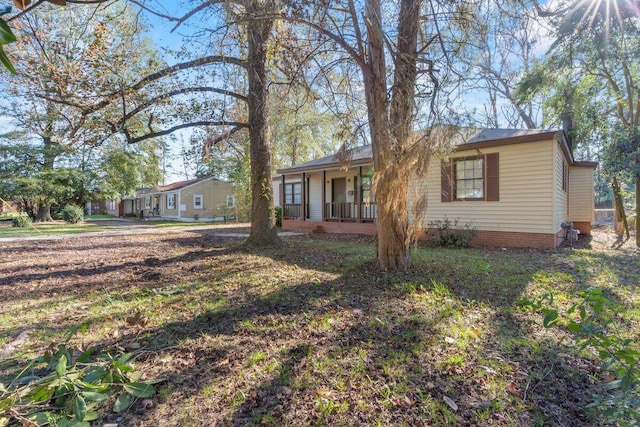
top-left (542, 309), bottom-right (558, 328)
top-left (567, 320), bottom-right (581, 333)
top-left (27, 412), bottom-right (50, 425)
top-left (83, 368), bottom-right (107, 384)
top-left (84, 410), bottom-right (100, 421)
top-left (142, 377), bottom-right (166, 385)
top-left (0, 19), bottom-right (16, 44)
top-left (81, 391), bottom-right (108, 402)
top-left (67, 422), bottom-right (90, 427)
top-left (76, 346), bottom-right (96, 363)
top-left (124, 382), bottom-right (155, 398)
top-left (113, 392), bottom-right (133, 413)
top-left (32, 384), bottom-right (54, 402)
top-left (73, 395), bottom-right (87, 421)
top-left (0, 44), bottom-right (15, 74)
top-left (56, 355), bottom-right (68, 378)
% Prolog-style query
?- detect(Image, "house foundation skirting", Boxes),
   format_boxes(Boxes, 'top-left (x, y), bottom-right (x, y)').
top-left (282, 220), bottom-right (376, 235)
top-left (283, 219), bottom-right (569, 248)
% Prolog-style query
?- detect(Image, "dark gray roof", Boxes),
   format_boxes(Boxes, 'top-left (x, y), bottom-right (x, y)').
top-left (277, 145), bottom-right (373, 174)
top-left (276, 127), bottom-right (561, 174)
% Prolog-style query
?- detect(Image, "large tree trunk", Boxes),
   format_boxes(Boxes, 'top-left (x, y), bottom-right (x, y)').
top-left (33, 132), bottom-right (56, 223)
top-left (34, 203), bottom-right (54, 222)
top-left (245, 0), bottom-right (279, 247)
top-left (364, 0), bottom-right (420, 269)
top-left (612, 176), bottom-right (629, 238)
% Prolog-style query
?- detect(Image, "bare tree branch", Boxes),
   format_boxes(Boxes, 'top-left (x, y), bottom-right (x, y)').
top-left (125, 121), bottom-right (249, 144)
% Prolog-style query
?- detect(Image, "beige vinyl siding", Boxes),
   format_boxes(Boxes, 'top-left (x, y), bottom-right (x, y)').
top-left (180, 180), bottom-right (232, 219)
top-left (308, 174), bottom-right (323, 220)
top-left (553, 142), bottom-right (569, 231)
top-left (272, 180), bottom-right (281, 207)
top-left (569, 167), bottom-right (595, 222)
top-left (416, 139), bottom-right (557, 234)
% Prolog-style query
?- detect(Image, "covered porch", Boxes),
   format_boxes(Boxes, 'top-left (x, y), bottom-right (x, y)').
top-left (278, 167), bottom-right (377, 224)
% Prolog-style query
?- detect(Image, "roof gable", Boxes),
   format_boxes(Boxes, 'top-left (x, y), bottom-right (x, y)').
top-left (150, 176), bottom-right (223, 194)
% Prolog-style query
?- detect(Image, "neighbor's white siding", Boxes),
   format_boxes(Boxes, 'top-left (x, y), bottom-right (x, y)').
top-left (414, 139), bottom-right (557, 234)
top-left (569, 167), bottom-right (595, 222)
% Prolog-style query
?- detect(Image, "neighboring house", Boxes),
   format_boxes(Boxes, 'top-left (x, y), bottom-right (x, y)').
top-left (273, 127), bottom-right (597, 248)
top-left (121, 176), bottom-right (235, 222)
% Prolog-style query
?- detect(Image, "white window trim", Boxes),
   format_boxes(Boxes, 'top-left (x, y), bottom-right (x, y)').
top-left (193, 194), bottom-right (203, 209)
top-left (167, 193), bottom-right (176, 209)
top-left (226, 195), bottom-right (235, 208)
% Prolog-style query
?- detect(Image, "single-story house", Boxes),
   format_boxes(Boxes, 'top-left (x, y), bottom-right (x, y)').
top-left (121, 176), bottom-right (235, 222)
top-left (273, 127), bottom-right (597, 248)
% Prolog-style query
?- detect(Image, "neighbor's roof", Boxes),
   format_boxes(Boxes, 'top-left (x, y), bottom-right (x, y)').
top-left (276, 127), bottom-right (561, 174)
top-left (153, 176), bottom-right (222, 193)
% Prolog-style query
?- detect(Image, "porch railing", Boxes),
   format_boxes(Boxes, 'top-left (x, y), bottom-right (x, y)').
top-left (283, 202), bottom-right (377, 222)
top-left (323, 202), bottom-right (377, 222)
top-left (283, 203), bottom-right (303, 219)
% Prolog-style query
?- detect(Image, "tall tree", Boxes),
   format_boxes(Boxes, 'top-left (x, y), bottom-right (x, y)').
top-left (448, 0), bottom-right (546, 128)
top-left (519, 0), bottom-right (640, 240)
top-left (2, 2), bottom-right (163, 220)
top-left (289, 0), bottom-right (464, 269)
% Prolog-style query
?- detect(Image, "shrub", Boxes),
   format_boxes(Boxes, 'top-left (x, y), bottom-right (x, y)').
top-left (519, 289), bottom-right (640, 425)
top-left (274, 206), bottom-right (282, 228)
top-left (427, 217), bottom-right (477, 248)
top-left (61, 204), bottom-right (84, 224)
top-left (0, 341), bottom-right (163, 426)
top-left (11, 213), bottom-right (31, 228)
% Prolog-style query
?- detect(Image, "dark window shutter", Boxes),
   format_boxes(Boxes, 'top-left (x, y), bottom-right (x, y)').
top-left (441, 159), bottom-right (452, 202)
top-left (486, 153), bottom-right (499, 201)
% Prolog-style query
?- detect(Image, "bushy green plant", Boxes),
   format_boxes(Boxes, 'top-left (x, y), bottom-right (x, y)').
top-left (0, 340), bottom-right (163, 427)
top-left (11, 213), bottom-right (31, 228)
top-left (61, 204), bottom-right (84, 224)
top-left (427, 217), bottom-right (477, 248)
top-left (519, 289), bottom-right (640, 425)
top-left (274, 206), bottom-right (282, 228)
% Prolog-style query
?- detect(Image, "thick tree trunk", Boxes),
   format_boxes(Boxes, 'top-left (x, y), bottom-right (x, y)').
top-left (34, 131), bottom-right (57, 223)
top-left (245, 1), bottom-right (279, 247)
top-left (612, 176), bottom-right (629, 238)
top-left (636, 171), bottom-right (640, 248)
top-left (34, 203), bottom-right (54, 222)
top-left (363, 0), bottom-right (419, 269)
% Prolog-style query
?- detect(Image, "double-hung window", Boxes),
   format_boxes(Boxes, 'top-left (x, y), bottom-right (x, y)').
top-left (193, 194), bottom-right (203, 209)
top-left (441, 153), bottom-right (499, 202)
top-left (284, 183), bottom-right (302, 204)
top-left (455, 158), bottom-right (484, 200)
top-left (167, 194), bottom-right (176, 209)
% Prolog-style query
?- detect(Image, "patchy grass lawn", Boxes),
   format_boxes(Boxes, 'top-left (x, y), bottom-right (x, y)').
top-left (0, 229), bottom-right (638, 426)
top-left (0, 221), bottom-right (110, 238)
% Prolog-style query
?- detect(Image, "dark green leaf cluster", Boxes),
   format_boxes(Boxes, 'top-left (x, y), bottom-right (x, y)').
top-left (519, 289), bottom-right (640, 425)
top-left (0, 5), bottom-right (16, 73)
top-left (61, 204), bottom-right (84, 224)
top-left (0, 334), bottom-right (164, 426)
top-left (427, 217), bottom-right (477, 248)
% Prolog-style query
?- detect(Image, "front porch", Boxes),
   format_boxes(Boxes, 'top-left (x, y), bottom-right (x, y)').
top-left (283, 202), bottom-right (377, 222)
